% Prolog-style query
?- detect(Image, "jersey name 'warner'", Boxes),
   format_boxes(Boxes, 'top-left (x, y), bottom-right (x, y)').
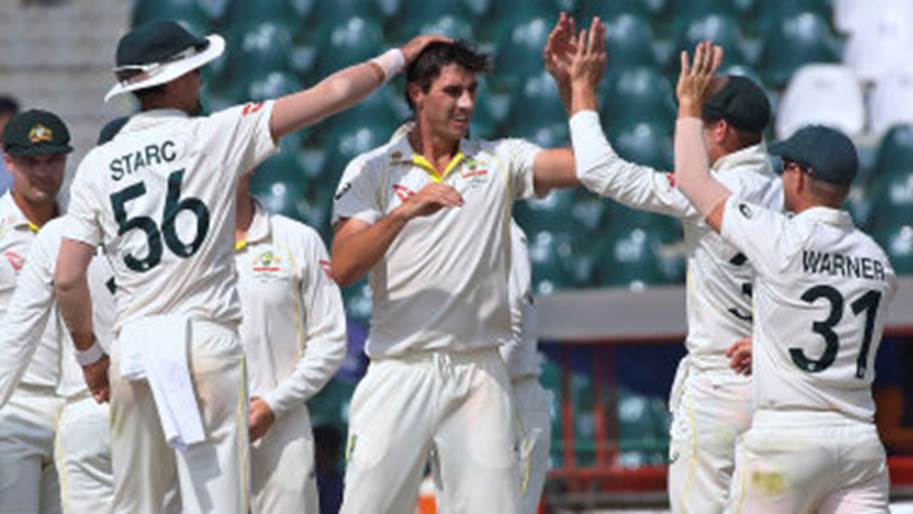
top-left (802, 249), bottom-right (888, 282)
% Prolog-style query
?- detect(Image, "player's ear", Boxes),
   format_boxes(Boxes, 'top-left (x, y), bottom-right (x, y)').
top-left (406, 82), bottom-right (423, 110)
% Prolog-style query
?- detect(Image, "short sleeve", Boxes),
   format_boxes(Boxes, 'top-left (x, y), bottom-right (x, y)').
top-left (495, 138), bottom-right (542, 200)
top-left (200, 100), bottom-right (279, 177)
top-left (720, 196), bottom-right (791, 278)
top-left (65, 162), bottom-right (104, 247)
top-left (332, 155), bottom-right (383, 226)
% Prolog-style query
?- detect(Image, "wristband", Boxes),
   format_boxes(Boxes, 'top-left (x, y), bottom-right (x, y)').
top-left (75, 339), bottom-right (105, 367)
top-left (370, 49), bottom-right (406, 83)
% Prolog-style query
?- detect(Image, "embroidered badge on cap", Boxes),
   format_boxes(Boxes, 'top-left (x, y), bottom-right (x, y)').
top-left (28, 124), bottom-right (53, 144)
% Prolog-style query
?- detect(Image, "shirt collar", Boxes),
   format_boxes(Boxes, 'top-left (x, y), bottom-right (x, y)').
top-left (388, 134), bottom-right (477, 183)
top-left (795, 206), bottom-right (855, 227)
top-left (0, 192), bottom-right (42, 233)
top-left (711, 142), bottom-right (773, 177)
top-left (120, 108), bottom-right (190, 135)
top-left (235, 199), bottom-right (270, 251)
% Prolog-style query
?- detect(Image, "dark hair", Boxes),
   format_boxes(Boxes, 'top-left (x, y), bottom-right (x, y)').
top-left (404, 40), bottom-right (492, 111)
top-left (0, 95), bottom-right (19, 116)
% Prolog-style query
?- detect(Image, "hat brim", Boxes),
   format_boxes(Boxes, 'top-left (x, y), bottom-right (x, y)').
top-left (5, 143), bottom-right (73, 157)
top-left (104, 34), bottom-right (225, 103)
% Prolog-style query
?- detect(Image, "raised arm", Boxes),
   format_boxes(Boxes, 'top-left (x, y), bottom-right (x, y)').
top-left (673, 41), bottom-right (731, 232)
top-left (545, 15), bottom-right (697, 219)
top-left (269, 35), bottom-right (449, 141)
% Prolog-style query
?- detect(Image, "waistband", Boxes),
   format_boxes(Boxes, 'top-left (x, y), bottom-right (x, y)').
top-left (374, 347), bottom-right (501, 366)
top-left (752, 408), bottom-right (873, 428)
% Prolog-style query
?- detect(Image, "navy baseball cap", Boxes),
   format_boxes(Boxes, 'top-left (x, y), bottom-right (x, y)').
top-left (769, 125), bottom-right (858, 186)
top-left (702, 75), bottom-right (771, 133)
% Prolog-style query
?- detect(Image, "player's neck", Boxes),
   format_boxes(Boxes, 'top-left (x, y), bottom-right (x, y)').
top-left (11, 189), bottom-right (56, 228)
top-left (408, 123), bottom-right (459, 173)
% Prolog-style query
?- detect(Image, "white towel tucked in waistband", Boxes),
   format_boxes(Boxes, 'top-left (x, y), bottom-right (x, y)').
top-left (119, 315), bottom-right (205, 450)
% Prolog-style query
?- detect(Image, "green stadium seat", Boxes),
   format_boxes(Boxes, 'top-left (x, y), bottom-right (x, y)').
top-left (608, 122), bottom-right (674, 171)
top-left (526, 230), bottom-right (579, 294)
top-left (132, 0), bottom-right (210, 30)
top-left (872, 124), bottom-right (913, 184)
top-left (671, 14), bottom-right (751, 70)
top-left (757, 0), bottom-right (832, 34)
top-left (314, 17), bottom-right (386, 76)
top-left (617, 388), bottom-right (669, 465)
top-left (872, 223), bottom-right (913, 275)
top-left (603, 67), bottom-right (676, 129)
top-left (605, 14), bottom-right (658, 71)
top-left (463, 0), bottom-right (494, 18)
top-left (867, 172), bottom-right (913, 229)
top-left (570, 371), bottom-right (597, 466)
top-left (253, 182), bottom-right (308, 222)
top-left (225, 0), bottom-right (304, 31)
top-left (666, 0), bottom-right (739, 19)
top-left (504, 71), bottom-right (568, 147)
top-left (757, 12), bottom-right (840, 87)
top-left (214, 23), bottom-right (296, 98)
top-left (575, 0), bottom-right (653, 19)
top-left (486, 0), bottom-right (565, 42)
top-left (539, 357), bottom-right (564, 466)
top-left (322, 87), bottom-right (404, 143)
top-left (418, 14), bottom-right (476, 41)
top-left (494, 17), bottom-right (552, 90)
top-left (389, 2), bottom-right (473, 41)
top-left (514, 188), bottom-right (578, 234)
top-left (591, 217), bottom-right (681, 289)
top-left (247, 71), bottom-right (303, 102)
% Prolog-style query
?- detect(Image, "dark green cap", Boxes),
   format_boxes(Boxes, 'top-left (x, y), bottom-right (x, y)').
top-left (770, 125), bottom-right (858, 186)
top-left (702, 75), bottom-right (771, 133)
top-left (97, 116), bottom-right (130, 145)
top-left (115, 21), bottom-right (209, 69)
top-left (2, 109), bottom-right (72, 157)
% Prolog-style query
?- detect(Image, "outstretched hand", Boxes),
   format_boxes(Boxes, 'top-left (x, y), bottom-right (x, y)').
top-left (568, 17), bottom-right (607, 91)
top-left (676, 41), bottom-right (723, 117)
top-left (544, 12), bottom-right (577, 89)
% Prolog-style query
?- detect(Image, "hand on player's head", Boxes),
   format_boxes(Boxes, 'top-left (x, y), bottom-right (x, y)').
top-left (676, 41), bottom-right (724, 115)
top-left (544, 12), bottom-right (577, 85)
top-left (567, 17), bottom-right (607, 88)
top-left (401, 34), bottom-right (455, 65)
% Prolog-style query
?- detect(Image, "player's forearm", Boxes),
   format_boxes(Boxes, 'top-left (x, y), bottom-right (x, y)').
top-left (673, 116), bottom-right (730, 218)
top-left (270, 49), bottom-right (403, 140)
top-left (55, 242), bottom-right (97, 351)
top-left (331, 209), bottom-right (410, 287)
top-left (570, 80), bottom-right (598, 115)
top-left (570, 111), bottom-right (693, 217)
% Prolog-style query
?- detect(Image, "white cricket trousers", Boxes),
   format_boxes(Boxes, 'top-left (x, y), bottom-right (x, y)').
top-left (340, 348), bottom-right (520, 514)
top-left (0, 384), bottom-right (64, 514)
top-left (54, 395), bottom-right (113, 513)
top-left (668, 361), bottom-right (753, 514)
top-left (726, 410), bottom-right (889, 514)
top-left (512, 377), bottom-right (551, 514)
top-left (109, 320), bottom-right (250, 514)
top-left (250, 404), bottom-right (318, 513)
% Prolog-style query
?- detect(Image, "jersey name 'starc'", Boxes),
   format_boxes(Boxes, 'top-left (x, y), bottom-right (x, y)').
top-left (109, 140), bottom-right (177, 181)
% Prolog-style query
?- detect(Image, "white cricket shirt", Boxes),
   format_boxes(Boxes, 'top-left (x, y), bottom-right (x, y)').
top-left (570, 111), bottom-right (783, 370)
top-left (0, 216), bottom-right (117, 403)
top-left (721, 199), bottom-right (896, 422)
top-left (0, 193), bottom-right (61, 387)
top-left (500, 220), bottom-right (542, 380)
top-left (333, 134), bottom-right (541, 357)
top-left (65, 102), bottom-right (278, 330)
top-left (235, 201), bottom-right (346, 418)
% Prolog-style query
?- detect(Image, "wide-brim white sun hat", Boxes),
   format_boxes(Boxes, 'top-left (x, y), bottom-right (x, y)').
top-left (105, 21), bottom-right (225, 103)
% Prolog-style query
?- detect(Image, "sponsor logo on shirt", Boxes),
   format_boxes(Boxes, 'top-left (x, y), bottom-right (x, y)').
top-left (460, 158), bottom-right (489, 187)
top-left (738, 203), bottom-right (753, 219)
top-left (242, 102), bottom-right (264, 116)
top-left (252, 250), bottom-right (283, 273)
top-left (665, 173), bottom-right (676, 188)
top-left (335, 182), bottom-right (352, 201)
top-left (3, 251), bottom-right (24, 272)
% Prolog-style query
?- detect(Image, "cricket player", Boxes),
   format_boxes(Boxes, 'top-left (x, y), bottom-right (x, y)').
top-left (675, 42), bottom-right (895, 514)
top-left (53, 20), bottom-right (446, 514)
top-left (0, 109), bottom-right (72, 514)
top-left (545, 14), bottom-right (781, 512)
top-left (331, 37), bottom-right (585, 513)
top-left (234, 172), bottom-right (347, 513)
top-left (502, 220), bottom-right (552, 514)
top-left (0, 215), bottom-right (117, 513)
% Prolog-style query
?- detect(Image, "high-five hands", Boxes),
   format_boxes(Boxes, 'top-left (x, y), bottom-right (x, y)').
top-left (676, 41), bottom-right (723, 118)
top-left (544, 13), bottom-right (607, 114)
top-left (544, 12), bottom-right (577, 90)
